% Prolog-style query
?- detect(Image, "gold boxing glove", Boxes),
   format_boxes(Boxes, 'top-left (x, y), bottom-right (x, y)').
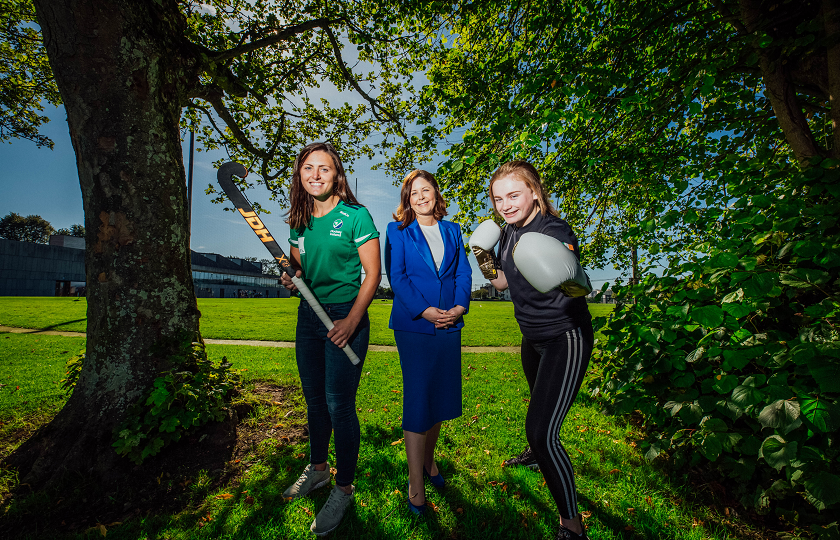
top-left (471, 245), bottom-right (500, 280)
top-left (469, 220), bottom-right (502, 280)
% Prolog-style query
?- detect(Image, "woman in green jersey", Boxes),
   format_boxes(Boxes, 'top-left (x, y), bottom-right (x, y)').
top-left (279, 142), bottom-right (381, 536)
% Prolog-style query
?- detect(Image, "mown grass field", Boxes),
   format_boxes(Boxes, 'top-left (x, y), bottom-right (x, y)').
top-left (0, 317), bottom-right (763, 539)
top-left (0, 297), bottom-right (615, 347)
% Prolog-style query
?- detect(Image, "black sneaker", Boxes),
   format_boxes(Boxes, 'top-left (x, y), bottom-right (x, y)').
top-left (556, 525), bottom-right (588, 540)
top-left (556, 514), bottom-right (589, 540)
top-left (503, 446), bottom-right (540, 470)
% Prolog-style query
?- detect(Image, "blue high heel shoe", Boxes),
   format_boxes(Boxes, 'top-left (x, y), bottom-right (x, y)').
top-left (407, 482), bottom-right (426, 515)
top-left (423, 465), bottom-right (445, 488)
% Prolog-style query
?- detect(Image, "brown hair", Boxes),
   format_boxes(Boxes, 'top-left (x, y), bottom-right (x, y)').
top-left (393, 169), bottom-right (448, 230)
top-left (286, 142), bottom-right (362, 230)
top-left (488, 160), bottom-right (558, 219)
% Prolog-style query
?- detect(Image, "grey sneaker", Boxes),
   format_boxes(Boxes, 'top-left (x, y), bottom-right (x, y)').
top-left (282, 464), bottom-right (331, 500)
top-left (310, 485), bottom-right (355, 536)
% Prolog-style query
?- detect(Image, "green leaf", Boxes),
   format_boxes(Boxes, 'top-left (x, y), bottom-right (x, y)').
top-left (677, 402), bottom-right (703, 423)
top-left (799, 395), bottom-right (840, 433)
top-left (779, 268), bottom-right (830, 289)
top-left (731, 385), bottom-right (764, 408)
top-left (702, 417), bottom-right (728, 432)
top-left (808, 359), bottom-right (840, 393)
top-left (758, 399), bottom-right (801, 432)
top-left (739, 435), bottom-right (762, 455)
top-left (759, 435), bottom-right (797, 470)
top-left (159, 415), bottom-right (181, 433)
top-left (713, 374), bottom-right (739, 394)
top-left (691, 305), bottom-right (725, 328)
top-left (685, 347), bottom-right (705, 363)
top-left (804, 473), bottom-right (840, 507)
top-left (793, 240), bottom-right (823, 258)
top-left (644, 440), bottom-right (664, 461)
top-left (709, 252), bottom-right (739, 269)
top-left (722, 349), bottom-right (751, 370)
top-left (722, 303), bottom-right (751, 319)
top-left (672, 371), bottom-right (696, 388)
top-left (701, 433), bottom-right (723, 461)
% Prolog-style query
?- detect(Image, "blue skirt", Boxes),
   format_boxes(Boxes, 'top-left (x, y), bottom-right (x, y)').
top-left (395, 329), bottom-right (462, 433)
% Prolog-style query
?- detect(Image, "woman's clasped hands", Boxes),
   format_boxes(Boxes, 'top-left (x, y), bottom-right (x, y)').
top-left (421, 305), bottom-right (466, 329)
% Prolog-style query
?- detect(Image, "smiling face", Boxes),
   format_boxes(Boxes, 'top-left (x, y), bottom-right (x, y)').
top-left (409, 177), bottom-right (437, 220)
top-left (299, 150), bottom-right (336, 201)
top-left (491, 174), bottom-right (539, 227)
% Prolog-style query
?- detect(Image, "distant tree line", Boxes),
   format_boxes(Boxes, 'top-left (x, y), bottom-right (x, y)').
top-left (0, 212), bottom-right (84, 243)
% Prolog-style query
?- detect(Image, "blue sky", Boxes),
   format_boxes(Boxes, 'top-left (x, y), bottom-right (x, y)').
top-left (0, 104), bottom-right (615, 291)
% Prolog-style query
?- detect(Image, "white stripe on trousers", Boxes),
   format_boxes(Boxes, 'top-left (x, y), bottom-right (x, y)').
top-left (544, 327), bottom-right (584, 519)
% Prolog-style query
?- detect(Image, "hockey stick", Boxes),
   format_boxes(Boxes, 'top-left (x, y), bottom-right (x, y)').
top-left (216, 161), bottom-right (361, 365)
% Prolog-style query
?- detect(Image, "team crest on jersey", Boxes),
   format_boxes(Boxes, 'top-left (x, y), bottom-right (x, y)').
top-left (333, 219), bottom-right (343, 229)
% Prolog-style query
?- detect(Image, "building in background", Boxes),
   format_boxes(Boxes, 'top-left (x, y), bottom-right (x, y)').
top-left (586, 288), bottom-right (614, 303)
top-left (191, 252), bottom-right (289, 298)
top-left (0, 236), bottom-right (86, 296)
top-left (0, 236), bottom-right (289, 299)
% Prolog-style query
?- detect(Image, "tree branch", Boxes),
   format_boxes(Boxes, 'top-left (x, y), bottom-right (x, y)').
top-left (322, 24), bottom-right (407, 139)
top-left (197, 88), bottom-right (269, 160)
top-left (209, 18), bottom-right (336, 63)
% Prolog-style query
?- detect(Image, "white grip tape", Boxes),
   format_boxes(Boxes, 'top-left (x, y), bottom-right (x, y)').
top-left (292, 276), bottom-right (361, 365)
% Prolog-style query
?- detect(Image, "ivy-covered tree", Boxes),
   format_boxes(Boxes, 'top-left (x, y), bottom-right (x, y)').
top-left (8, 0), bottom-right (426, 488)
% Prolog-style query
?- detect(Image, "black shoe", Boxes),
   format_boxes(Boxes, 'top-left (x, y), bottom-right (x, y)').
top-left (556, 524), bottom-right (588, 540)
top-left (503, 446), bottom-right (540, 470)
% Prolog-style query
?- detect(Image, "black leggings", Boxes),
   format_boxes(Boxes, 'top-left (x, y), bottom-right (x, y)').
top-left (521, 325), bottom-right (594, 520)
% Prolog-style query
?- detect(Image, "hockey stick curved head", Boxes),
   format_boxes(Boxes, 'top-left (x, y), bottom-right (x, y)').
top-left (218, 161), bottom-right (248, 182)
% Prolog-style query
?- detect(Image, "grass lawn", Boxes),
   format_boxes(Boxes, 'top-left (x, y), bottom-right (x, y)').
top-left (0, 331), bottom-right (762, 540)
top-left (0, 297), bottom-right (615, 347)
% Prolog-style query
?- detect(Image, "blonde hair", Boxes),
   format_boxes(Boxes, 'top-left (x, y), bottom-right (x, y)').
top-left (488, 160), bottom-right (558, 219)
top-left (393, 170), bottom-right (448, 229)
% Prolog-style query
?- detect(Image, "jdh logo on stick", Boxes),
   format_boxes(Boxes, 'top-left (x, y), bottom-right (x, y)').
top-left (238, 209), bottom-right (274, 242)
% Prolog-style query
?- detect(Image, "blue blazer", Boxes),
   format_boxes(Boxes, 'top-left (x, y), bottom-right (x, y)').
top-left (385, 219), bottom-right (472, 335)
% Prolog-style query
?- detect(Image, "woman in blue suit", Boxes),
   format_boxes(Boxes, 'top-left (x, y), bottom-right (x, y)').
top-left (385, 169), bottom-right (472, 514)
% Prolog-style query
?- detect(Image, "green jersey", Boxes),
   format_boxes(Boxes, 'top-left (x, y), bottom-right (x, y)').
top-left (289, 201), bottom-right (380, 304)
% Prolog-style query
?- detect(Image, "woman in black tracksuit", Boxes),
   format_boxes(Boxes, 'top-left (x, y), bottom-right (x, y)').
top-left (484, 160), bottom-right (593, 540)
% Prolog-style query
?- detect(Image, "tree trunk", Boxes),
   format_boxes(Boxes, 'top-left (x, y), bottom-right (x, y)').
top-left (9, 0), bottom-right (201, 488)
top-left (739, 0), bottom-right (824, 164)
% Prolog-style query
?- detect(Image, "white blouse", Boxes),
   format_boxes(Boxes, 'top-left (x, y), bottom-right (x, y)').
top-left (419, 221), bottom-right (444, 271)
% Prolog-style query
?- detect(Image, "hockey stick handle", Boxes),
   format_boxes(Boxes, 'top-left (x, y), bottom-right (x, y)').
top-left (216, 161), bottom-right (360, 365)
top-left (291, 275), bottom-right (361, 365)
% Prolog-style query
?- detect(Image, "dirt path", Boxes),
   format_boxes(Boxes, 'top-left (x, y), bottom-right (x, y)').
top-left (0, 326), bottom-right (519, 354)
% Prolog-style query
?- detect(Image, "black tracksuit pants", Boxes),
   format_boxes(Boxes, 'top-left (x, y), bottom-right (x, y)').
top-left (521, 325), bottom-right (594, 520)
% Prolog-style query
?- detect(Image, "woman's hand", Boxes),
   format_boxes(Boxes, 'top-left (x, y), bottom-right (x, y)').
top-left (421, 306), bottom-right (451, 329)
top-left (437, 305), bottom-right (466, 328)
top-left (327, 316), bottom-right (359, 349)
top-left (280, 269), bottom-right (302, 292)
top-left (422, 305), bottom-right (465, 329)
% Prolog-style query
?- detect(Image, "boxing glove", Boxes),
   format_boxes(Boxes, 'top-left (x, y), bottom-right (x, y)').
top-left (469, 219), bottom-right (502, 280)
top-left (512, 232), bottom-right (592, 296)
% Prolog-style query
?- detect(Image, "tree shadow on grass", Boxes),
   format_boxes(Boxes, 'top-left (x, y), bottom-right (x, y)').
top-left (0, 381), bottom-right (307, 540)
top-left (4, 319), bottom-right (87, 334)
top-left (0, 378), bottom-right (770, 540)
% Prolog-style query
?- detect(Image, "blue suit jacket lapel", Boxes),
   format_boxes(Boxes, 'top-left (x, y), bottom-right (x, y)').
top-left (406, 221), bottom-right (437, 276)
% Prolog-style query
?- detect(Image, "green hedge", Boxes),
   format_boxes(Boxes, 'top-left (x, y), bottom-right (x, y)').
top-left (590, 159), bottom-right (839, 538)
